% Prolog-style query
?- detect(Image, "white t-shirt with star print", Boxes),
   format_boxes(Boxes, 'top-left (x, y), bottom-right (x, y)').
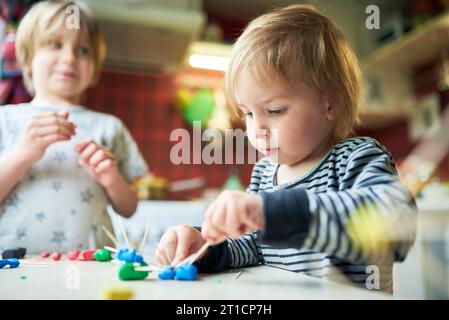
top-left (0, 104), bottom-right (149, 253)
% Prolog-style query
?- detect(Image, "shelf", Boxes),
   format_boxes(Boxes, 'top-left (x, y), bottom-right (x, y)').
top-left (363, 11), bottom-right (449, 72)
top-left (176, 68), bottom-right (225, 89)
top-left (358, 109), bottom-right (408, 129)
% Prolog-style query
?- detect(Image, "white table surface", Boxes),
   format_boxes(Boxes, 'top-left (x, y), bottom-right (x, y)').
top-left (0, 258), bottom-right (391, 300)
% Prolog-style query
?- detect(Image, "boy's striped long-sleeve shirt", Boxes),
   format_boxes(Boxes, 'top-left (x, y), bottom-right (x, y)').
top-left (196, 137), bottom-right (417, 292)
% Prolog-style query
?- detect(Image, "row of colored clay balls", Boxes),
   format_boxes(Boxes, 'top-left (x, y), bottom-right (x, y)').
top-left (38, 247), bottom-right (198, 281)
top-left (119, 262), bottom-right (198, 281)
top-left (40, 248), bottom-right (113, 261)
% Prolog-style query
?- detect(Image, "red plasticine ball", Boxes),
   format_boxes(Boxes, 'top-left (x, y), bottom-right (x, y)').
top-left (40, 252), bottom-right (50, 258)
top-left (77, 249), bottom-right (97, 261)
top-left (51, 252), bottom-right (61, 261)
top-left (66, 249), bottom-right (80, 260)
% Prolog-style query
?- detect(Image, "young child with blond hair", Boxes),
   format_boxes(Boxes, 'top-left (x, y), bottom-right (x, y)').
top-left (0, 0), bottom-right (148, 252)
top-left (156, 5), bottom-right (416, 292)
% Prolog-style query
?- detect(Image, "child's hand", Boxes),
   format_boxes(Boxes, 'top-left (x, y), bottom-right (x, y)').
top-left (16, 110), bottom-right (76, 165)
top-left (202, 190), bottom-right (264, 245)
top-left (155, 225), bottom-right (207, 267)
top-left (75, 139), bottom-right (120, 187)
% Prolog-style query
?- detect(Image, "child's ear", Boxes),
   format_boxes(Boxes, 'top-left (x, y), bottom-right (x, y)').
top-left (325, 101), bottom-right (337, 120)
top-left (323, 96), bottom-right (339, 121)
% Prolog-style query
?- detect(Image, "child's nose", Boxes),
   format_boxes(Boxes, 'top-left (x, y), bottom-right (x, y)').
top-left (61, 46), bottom-right (76, 64)
top-left (253, 116), bottom-right (269, 134)
top-left (255, 127), bottom-right (271, 139)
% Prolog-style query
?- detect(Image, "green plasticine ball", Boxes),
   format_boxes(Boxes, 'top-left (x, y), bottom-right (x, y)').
top-left (118, 262), bottom-right (149, 281)
top-left (183, 89), bottom-right (215, 127)
top-left (93, 249), bottom-right (112, 262)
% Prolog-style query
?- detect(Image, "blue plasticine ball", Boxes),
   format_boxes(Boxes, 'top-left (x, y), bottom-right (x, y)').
top-left (158, 266), bottom-right (176, 280)
top-left (175, 264), bottom-right (198, 281)
top-left (0, 258), bottom-right (20, 269)
top-left (8, 258), bottom-right (20, 268)
top-left (116, 249), bottom-right (144, 263)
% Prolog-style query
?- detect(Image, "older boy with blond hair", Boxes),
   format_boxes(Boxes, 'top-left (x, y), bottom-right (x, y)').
top-left (0, 0), bottom-right (148, 252)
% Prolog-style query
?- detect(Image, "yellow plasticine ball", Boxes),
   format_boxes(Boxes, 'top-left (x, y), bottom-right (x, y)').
top-left (101, 286), bottom-right (134, 300)
top-left (346, 205), bottom-right (391, 256)
top-left (174, 88), bottom-right (193, 112)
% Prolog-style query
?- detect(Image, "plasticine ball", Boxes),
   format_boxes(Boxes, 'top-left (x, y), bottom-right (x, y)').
top-left (182, 89), bottom-right (215, 127)
top-left (158, 266), bottom-right (176, 280)
top-left (174, 88), bottom-right (193, 112)
top-left (77, 249), bottom-right (97, 261)
top-left (51, 252), bottom-right (61, 261)
top-left (118, 262), bottom-right (149, 281)
top-left (93, 249), bottom-right (112, 262)
top-left (101, 286), bottom-right (134, 300)
top-left (175, 264), bottom-right (198, 281)
top-left (347, 205), bottom-right (391, 257)
top-left (116, 248), bottom-right (144, 263)
top-left (66, 249), bottom-right (80, 260)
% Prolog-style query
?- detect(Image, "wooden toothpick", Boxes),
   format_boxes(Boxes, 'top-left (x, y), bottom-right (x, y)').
top-left (138, 212), bottom-right (153, 255)
top-left (104, 246), bottom-right (118, 253)
top-left (235, 270), bottom-right (244, 280)
top-left (101, 225), bottom-right (119, 247)
top-left (174, 242), bottom-right (210, 269)
top-left (118, 216), bottom-right (131, 248)
top-left (134, 265), bottom-right (163, 272)
top-left (187, 242), bottom-right (210, 264)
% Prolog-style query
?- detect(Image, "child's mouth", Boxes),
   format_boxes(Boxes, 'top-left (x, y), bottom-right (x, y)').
top-left (264, 148), bottom-right (279, 156)
top-left (56, 71), bottom-right (78, 80)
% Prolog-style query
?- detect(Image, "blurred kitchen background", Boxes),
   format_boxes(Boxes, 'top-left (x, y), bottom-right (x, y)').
top-left (1, 0), bottom-right (449, 299)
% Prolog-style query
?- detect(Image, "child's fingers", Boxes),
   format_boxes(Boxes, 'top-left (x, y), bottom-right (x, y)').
top-left (56, 110), bottom-right (69, 119)
top-left (156, 228), bottom-right (178, 266)
top-left (172, 237), bottom-right (190, 267)
top-left (29, 117), bottom-right (76, 135)
top-left (78, 142), bottom-right (98, 162)
top-left (200, 224), bottom-right (217, 244)
top-left (205, 203), bottom-right (227, 238)
top-left (201, 222), bottom-right (227, 245)
top-left (209, 203), bottom-right (227, 233)
top-left (75, 139), bottom-right (95, 153)
top-left (203, 199), bottom-right (229, 243)
top-left (91, 150), bottom-right (115, 169)
top-left (204, 199), bottom-right (225, 231)
top-left (89, 149), bottom-right (109, 166)
top-left (40, 133), bottom-right (72, 146)
top-left (95, 159), bottom-right (113, 173)
top-left (29, 125), bottom-right (75, 139)
top-left (203, 198), bottom-right (218, 221)
top-left (241, 209), bottom-right (263, 231)
top-left (162, 230), bottom-right (179, 265)
top-left (240, 214), bottom-right (260, 231)
top-left (225, 201), bottom-right (244, 238)
top-left (155, 247), bottom-right (170, 266)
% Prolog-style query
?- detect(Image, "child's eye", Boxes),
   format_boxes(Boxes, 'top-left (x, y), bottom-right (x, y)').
top-left (268, 109), bottom-right (285, 116)
top-left (76, 46), bottom-right (90, 56)
top-left (245, 112), bottom-right (253, 119)
top-left (48, 40), bottom-right (62, 49)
